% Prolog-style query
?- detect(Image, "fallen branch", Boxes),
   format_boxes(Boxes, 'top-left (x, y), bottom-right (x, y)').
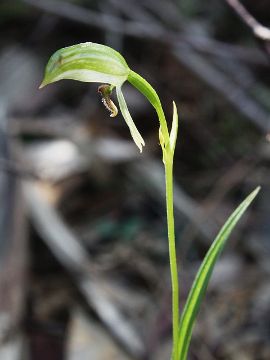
top-left (225, 0), bottom-right (270, 41)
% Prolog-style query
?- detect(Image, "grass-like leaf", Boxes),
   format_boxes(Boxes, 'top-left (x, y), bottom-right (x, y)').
top-left (177, 186), bottom-right (260, 360)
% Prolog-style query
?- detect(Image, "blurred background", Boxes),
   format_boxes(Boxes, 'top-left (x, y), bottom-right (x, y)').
top-left (0, 0), bottom-right (270, 359)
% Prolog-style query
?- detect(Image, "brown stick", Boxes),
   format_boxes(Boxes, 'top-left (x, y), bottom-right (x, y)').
top-left (225, 0), bottom-right (270, 41)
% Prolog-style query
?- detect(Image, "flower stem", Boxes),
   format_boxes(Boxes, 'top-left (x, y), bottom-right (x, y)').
top-left (127, 70), bottom-right (170, 145)
top-left (165, 158), bottom-right (179, 360)
top-left (128, 68), bottom-right (179, 358)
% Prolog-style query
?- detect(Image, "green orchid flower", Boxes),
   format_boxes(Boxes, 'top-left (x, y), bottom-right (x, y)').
top-left (40, 42), bottom-right (147, 151)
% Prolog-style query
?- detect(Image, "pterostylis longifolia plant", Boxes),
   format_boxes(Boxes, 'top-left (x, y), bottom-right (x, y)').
top-left (40, 42), bottom-right (260, 360)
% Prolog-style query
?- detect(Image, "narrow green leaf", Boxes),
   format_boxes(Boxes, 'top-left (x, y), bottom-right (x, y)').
top-left (116, 86), bottom-right (145, 152)
top-left (40, 42), bottom-right (130, 88)
top-left (170, 101), bottom-right (178, 154)
top-left (177, 187), bottom-right (260, 360)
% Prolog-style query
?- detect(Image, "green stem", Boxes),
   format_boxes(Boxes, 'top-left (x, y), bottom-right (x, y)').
top-left (165, 157), bottom-right (179, 360)
top-left (127, 70), bottom-right (170, 145)
top-left (128, 68), bottom-right (179, 358)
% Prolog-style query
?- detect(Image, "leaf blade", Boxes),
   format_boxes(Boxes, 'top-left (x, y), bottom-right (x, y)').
top-left (177, 187), bottom-right (260, 360)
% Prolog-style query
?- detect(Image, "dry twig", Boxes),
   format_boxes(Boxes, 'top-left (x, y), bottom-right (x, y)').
top-left (225, 0), bottom-right (270, 41)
